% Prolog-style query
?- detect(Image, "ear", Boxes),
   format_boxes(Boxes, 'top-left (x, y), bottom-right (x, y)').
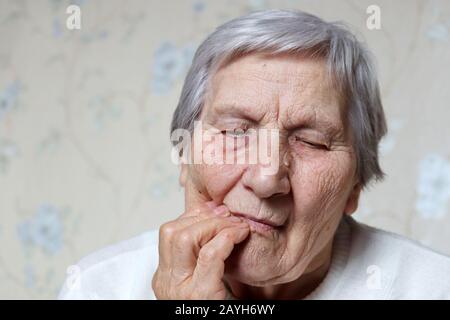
top-left (179, 163), bottom-right (188, 187)
top-left (343, 182), bottom-right (361, 216)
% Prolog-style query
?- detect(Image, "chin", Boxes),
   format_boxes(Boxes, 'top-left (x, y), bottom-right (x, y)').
top-left (224, 235), bottom-right (288, 286)
top-left (225, 233), bottom-right (311, 286)
top-left (225, 265), bottom-right (275, 287)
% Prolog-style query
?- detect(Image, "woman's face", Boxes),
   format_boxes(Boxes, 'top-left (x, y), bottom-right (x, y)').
top-left (182, 53), bottom-right (360, 286)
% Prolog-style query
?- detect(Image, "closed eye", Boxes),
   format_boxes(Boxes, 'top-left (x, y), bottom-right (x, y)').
top-left (221, 128), bottom-right (250, 137)
top-left (295, 136), bottom-right (329, 150)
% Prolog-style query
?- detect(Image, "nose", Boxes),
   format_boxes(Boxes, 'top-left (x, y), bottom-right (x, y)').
top-left (241, 152), bottom-right (291, 199)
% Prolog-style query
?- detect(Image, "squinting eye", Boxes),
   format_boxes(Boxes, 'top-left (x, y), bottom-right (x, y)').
top-left (221, 128), bottom-right (249, 137)
top-left (294, 136), bottom-right (328, 150)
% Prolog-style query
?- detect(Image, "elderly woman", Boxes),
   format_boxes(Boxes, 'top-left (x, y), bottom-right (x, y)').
top-left (59, 10), bottom-right (450, 300)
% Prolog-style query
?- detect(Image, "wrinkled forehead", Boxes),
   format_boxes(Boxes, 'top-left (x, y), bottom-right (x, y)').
top-left (202, 53), bottom-right (346, 128)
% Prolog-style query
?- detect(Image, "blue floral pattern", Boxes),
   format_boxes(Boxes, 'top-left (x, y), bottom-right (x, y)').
top-left (17, 204), bottom-right (64, 256)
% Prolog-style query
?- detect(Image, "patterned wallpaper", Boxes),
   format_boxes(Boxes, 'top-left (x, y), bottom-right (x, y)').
top-left (0, 0), bottom-right (449, 299)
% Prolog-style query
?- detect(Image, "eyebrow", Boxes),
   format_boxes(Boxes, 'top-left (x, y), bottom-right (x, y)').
top-left (299, 120), bottom-right (343, 138)
top-left (209, 103), bottom-right (264, 122)
top-left (284, 110), bottom-right (344, 138)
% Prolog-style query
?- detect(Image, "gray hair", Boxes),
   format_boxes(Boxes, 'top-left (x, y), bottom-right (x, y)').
top-left (170, 9), bottom-right (387, 188)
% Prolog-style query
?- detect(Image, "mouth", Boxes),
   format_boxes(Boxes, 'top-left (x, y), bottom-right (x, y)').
top-left (231, 212), bottom-right (283, 233)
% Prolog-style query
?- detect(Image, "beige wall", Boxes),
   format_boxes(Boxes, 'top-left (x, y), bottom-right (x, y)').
top-left (1, 0), bottom-right (450, 299)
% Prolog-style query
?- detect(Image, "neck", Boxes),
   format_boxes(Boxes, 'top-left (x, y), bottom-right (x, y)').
top-left (224, 238), bottom-right (334, 300)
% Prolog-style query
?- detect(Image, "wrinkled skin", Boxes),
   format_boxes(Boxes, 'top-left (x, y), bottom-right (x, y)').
top-left (153, 52), bottom-right (361, 299)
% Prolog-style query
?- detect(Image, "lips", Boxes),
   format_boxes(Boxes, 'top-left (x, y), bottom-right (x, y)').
top-left (231, 212), bottom-right (283, 232)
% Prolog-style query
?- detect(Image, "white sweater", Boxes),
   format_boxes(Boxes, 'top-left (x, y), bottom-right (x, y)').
top-left (58, 216), bottom-right (450, 299)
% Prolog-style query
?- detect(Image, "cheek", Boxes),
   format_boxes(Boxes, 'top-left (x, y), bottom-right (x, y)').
top-left (194, 163), bottom-right (247, 203)
top-left (289, 151), bottom-right (355, 218)
top-left (279, 152), bottom-right (354, 269)
top-left (191, 132), bottom-right (251, 202)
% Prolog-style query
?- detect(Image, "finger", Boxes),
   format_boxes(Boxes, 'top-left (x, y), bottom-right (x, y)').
top-left (176, 205), bottom-right (231, 231)
top-left (191, 225), bottom-right (250, 295)
top-left (181, 201), bottom-right (228, 219)
top-left (176, 203), bottom-right (232, 234)
top-left (158, 203), bottom-right (228, 268)
top-left (170, 216), bottom-right (247, 278)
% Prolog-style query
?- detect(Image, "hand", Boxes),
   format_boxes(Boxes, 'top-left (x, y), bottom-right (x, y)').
top-left (152, 202), bottom-right (250, 299)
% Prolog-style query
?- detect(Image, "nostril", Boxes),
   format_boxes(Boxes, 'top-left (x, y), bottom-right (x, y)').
top-left (241, 165), bottom-right (291, 199)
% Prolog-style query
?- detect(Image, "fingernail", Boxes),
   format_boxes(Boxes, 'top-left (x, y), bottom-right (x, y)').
top-left (206, 201), bottom-right (217, 209)
top-left (227, 215), bottom-right (242, 223)
top-left (239, 225), bottom-right (250, 233)
top-left (237, 225), bottom-right (250, 237)
top-left (213, 205), bottom-right (228, 216)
